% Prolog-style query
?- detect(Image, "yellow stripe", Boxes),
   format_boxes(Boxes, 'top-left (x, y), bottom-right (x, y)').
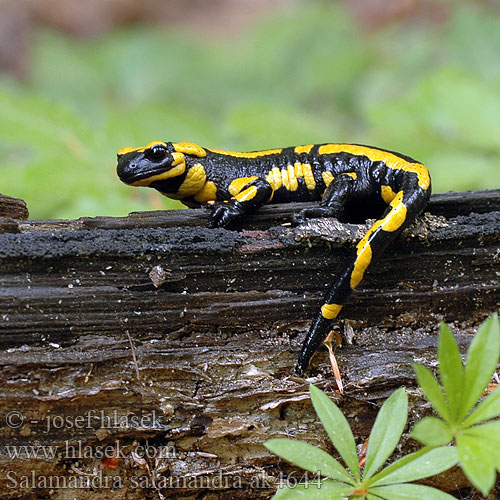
top-left (321, 303), bottom-right (343, 320)
top-left (350, 190), bottom-right (407, 289)
top-left (194, 181), bottom-right (217, 203)
top-left (176, 163), bottom-right (207, 198)
top-left (350, 243), bottom-right (373, 290)
top-left (318, 144), bottom-right (430, 190)
top-left (131, 161), bottom-right (186, 187)
top-left (266, 167), bottom-right (282, 191)
top-left (287, 164), bottom-right (298, 191)
top-left (145, 140), bottom-right (167, 149)
top-left (173, 142), bottom-right (206, 157)
top-left (381, 185), bottom-right (397, 204)
top-left (228, 177), bottom-right (258, 197)
top-left (344, 172), bottom-right (357, 180)
top-left (208, 148), bottom-right (282, 158)
top-left (117, 146), bottom-right (136, 156)
top-left (303, 164), bottom-right (316, 191)
top-left (282, 167), bottom-right (290, 191)
top-left (294, 162), bottom-right (304, 178)
top-left (117, 141), bottom-right (167, 156)
top-left (235, 186), bottom-right (258, 203)
top-left (322, 171), bottom-right (334, 187)
top-left (294, 144), bottom-right (314, 155)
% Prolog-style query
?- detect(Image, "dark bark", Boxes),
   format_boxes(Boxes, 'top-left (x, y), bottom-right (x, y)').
top-left (0, 194), bottom-right (29, 234)
top-left (0, 190), bottom-right (499, 499)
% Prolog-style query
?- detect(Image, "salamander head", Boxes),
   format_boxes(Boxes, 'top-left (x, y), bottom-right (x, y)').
top-left (116, 141), bottom-right (206, 187)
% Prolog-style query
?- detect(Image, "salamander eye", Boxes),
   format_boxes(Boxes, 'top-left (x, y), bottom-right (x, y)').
top-left (147, 145), bottom-right (167, 161)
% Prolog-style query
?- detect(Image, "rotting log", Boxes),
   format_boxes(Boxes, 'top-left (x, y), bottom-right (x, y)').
top-left (0, 190), bottom-right (499, 499)
top-left (0, 194), bottom-right (29, 234)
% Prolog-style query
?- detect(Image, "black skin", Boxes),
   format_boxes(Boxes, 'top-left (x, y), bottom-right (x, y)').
top-left (117, 142), bottom-right (431, 375)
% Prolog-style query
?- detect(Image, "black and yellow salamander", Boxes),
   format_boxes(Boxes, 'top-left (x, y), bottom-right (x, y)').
top-left (116, 141), bottom-right (431, 374)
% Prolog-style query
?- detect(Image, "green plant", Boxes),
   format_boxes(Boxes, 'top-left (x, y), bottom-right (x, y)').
top-left (264, 314), bottom-right (500, 499)
top-left (412, 314), bottom-right (500, 495)
top-left (265, 386), bottom-right (458, 499)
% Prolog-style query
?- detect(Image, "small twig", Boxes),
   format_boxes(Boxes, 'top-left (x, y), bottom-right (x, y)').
top-left (126, 330), bottom-right (141, 381)
top-left (358, 438), bottom-right (369, 468)
top-left (323, 331), bottom-right (344, 394)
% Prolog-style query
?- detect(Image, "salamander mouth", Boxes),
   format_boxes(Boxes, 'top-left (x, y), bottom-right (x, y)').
top-left (118, 167), bottom-right (168, 185)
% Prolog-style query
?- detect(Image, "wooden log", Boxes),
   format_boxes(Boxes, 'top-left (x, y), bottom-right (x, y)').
top-left (0, 190), bottom-right (499, 499)
top-left (0, 194), bottom-right (29, 234)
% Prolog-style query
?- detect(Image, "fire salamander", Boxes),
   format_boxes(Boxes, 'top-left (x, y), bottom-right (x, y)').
top-left (117, 141), bottom-right (431, 374)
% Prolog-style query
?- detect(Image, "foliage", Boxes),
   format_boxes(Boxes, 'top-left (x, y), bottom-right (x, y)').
top-left (265, 386), bottom-right (458, 499)
top-left (1, 2), bottom-right (500, 219)
top-left (412, 314), bottom-right (500, 495)
top-left (265, 314), bottom-right (500, 498)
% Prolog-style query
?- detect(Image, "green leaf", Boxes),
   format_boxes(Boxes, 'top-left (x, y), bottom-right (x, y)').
top-left (461, 420), bottom-right (500, 443)
top-left (463, 385), bottom-right (500, 427)
top-left (368, 447), bottom-right (430, 485)
top-left (460, 421), bottom-right (500, 466)
top-left (456, 431), bottom-right (498, 496)
top-left (271, 479), bottom-right (353, 499)
top-left (459, 314), bottom-right (500, 422)
top-left (264, 438), bottom-right (354, 484)
top-left (309, 385), bottom-right (360, 481)
top-left (412, 364), bottom-right (450, 421)
top-left (438, 322), bottom-right (464, 421)
top-left (370, 483), bottom-right (457, 500)
top-left (363, 388), bottom-right (408, 480)
top-left (370, 446), bottom-right (458, 486)
top-left (409, 417), bottom-right (452, 447)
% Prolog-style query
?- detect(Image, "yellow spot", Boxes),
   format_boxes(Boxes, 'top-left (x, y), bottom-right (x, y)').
top-left (294, 144), bottom-right (314, 155)
top-left (228, 177), bottom-right (258, 197)
top-left (303, 163), bottom-right (316, 190)
top-left (118, 141), bottom-right (167, 156)
top-left (117, 146), bottom-right (135, 156)
top-left (294, 162), bottom-right (304, 178)
top-left (321, 303), bottom-right (343, 320)
top-left (286, 164), bottom-right (298, 191)
top-left (171, 152), bottom-right (185, 166)
top-left (381, 185), bottom-right (397, 204)
top-left (176, 163), bottom-right (207, 198)
top-left (322, 171), bottom-right (334, 187)
top-left (173, 142), bottom-right (206, 157)
top-left (208, 148), bottom-right (282, 158)
top-left (131, 161), bottom-right (186, 187)
top-left (281, 168), bottom-right (289, 191)
top-left (344, 172), bottom-right (357, 180)
top-left (145, 140), bottom-right (167, 150)
top-left (194, 181), bottom-right (217, 203)
top-left (350, 190), bottom-right (408, 289)
top-left (235, 186), bottom-right (258, 203)
top-left (266, 167), bottom-right (282, 191)
top-left (318, 144), bottom-right (430, 190)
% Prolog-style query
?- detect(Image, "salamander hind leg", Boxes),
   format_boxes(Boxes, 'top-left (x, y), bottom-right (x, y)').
top-left (291, 173), bottom-right (356, 225)
top-left (295, 186), bottom-right (429, 374)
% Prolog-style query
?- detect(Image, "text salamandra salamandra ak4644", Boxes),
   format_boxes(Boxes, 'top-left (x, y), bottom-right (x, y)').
top-left (116, 141), bottom-right (431, 374)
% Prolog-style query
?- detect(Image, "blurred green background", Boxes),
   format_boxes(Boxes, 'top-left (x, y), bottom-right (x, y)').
top-left (1, 0), bottom-right (499, 219)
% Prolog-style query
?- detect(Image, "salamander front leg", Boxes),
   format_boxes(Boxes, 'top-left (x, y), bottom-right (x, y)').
top-left (208, 177), bottom-right (272, 228)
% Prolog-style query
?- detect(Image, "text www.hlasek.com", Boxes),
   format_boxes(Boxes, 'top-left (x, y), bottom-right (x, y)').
top-left (5, 440), bottom-right (176, 460)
